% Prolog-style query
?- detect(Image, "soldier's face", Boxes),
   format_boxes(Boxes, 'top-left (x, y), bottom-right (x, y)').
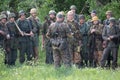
top-left (10, 17), bottom-right (15, 22)
top-left (93, 20), bottom-right (99, 25)
top-left (32, 13), bottom-right (37, 17)
top-left (106, 14), bottom-right (111, 19)
top-left (71, 9), bottom-right (76, 13)
top-left (91, 13), bottom-right (96, 18)
top-left (67, 13), bottom-right (74, 21)
top-left (49, 14), bottom-right (55, 19)
top-left (79, 19), bottom-right (85, 24)
top-left (56, 17), bottom-right (63, 22)
top-left (20, 15), bottom-right (26, 20)
top-left (1, 18), bottom-right (7, 23)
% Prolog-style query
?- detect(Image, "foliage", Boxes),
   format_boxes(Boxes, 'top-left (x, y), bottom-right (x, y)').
top-left (88, 0), bottom-right (120, 20)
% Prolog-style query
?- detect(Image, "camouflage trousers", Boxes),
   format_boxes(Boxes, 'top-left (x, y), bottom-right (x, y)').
top-left (53, 48), bottom-right (71, 68)
top-left (69, 42), bottom-right (81, 64)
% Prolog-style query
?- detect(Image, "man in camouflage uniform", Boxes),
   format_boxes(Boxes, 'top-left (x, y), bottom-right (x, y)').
top-left (78, 15), bottom-right (90, 67)
top-left (66, 11), bottom-right (82, 68)
top-left (70, 5), bottom-right (79, 22)
top-left (46, 13), bottom-right (71, 68)
top-left (100, 17), bottom-right (120, 69)
top-left (103, 11), bottom-right (113, 68)
top-left (28, 8), bottom-right (41, 61)
top-left (6, 13), bottom-right (18, 65)
top-left (17, 10), bottom-right (33, 64)
top-left (42, 10), bottom-right (56, 64)
top-left (88, 16), bottom-right (103, 67)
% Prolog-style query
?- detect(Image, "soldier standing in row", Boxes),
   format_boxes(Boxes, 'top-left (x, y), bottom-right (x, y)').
top-left (42, 10), bottom-right (56, 64)
top-left (66, 11), bottom-right (82, 68)
top-left (46, 13), bottom-right (71, 68)
top-left (70, 5), bottom-right (79, 22)
top-left (28, 8), bottom-right (41, 61)
top-left (5, 13), bottom-right (18, 65)
top-left (0, 14), bottom-right (9, 65)
top-left (100, 17), bottom-right (120, 69)
top-left (88, 16), bottom-right (103, 67)
top-left (103, 11), bottom-right (113, 68)
top-left (17, 10), bottom-right (33, 64)
top-left (79, 15), bottom-right (90, 67)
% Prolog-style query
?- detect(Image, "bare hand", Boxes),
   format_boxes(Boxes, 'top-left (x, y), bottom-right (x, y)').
top-left (107, 37), bottom-right (111, 41)
top-left (109, 36), bottom-right (114, 39)
top-left (91, 29), bottom-right (96, 33)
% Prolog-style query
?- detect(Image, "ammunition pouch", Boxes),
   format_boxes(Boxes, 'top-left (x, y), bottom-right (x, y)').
top-left (51, 38), bottom-right (67, 50)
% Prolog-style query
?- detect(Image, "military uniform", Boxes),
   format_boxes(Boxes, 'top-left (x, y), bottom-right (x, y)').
top-left (89, 24), bottom-right (103, 67)
top-left (42, 16), bottom-right (55, 64)
top-left (88, 16), bottom-right (103, 67)
top-left (28, 16), bottom-right (41, 60)
top-left (67, 20), bottom-right (82, 67)
top-left (70, 5), bottom-right (79, 22)
top-left (79, 22), bottom-right (90, 66)
top-left (103, 11), bottom-right (113, 68)
top-left (6, 20), bottom-right (18, 65)
top-left (17, 10), bottom-right (33, 63)
top-left (47, 14), bottom-right (71, 68)
top-left (27, 8), bottom-right (41, 61)
top-left (0, 14), bottom-right (10, 65)
top-left (100, 18), bottom-right (120, 69)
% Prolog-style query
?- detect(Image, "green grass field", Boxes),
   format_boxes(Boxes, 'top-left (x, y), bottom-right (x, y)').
top-left (0, 41), bottom-right (120, 80)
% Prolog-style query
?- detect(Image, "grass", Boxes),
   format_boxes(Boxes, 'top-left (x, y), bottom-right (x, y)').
top-left (0, 40), bottom-right (120, 80)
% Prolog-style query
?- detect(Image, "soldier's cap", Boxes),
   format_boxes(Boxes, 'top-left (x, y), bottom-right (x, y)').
top-left (90, 10), bottom-right (97, 14)
top-left (8, 13), bottom-right (16, 19)
top-left (106, 10), bottom-right (112, 15)
top-left (91, 16), bottom-right (99, 21)
top-left (49, 10), bottom-right (56, 15)
top-left (56, 13), bottom-right (64, 18)
top-left (30, 8), bottom-right (37, 14)
top-left (0, 14), bottom-right (7, 20)
top-left (70, 5), bottom-right (77, 10)
top-left (19, 10), bottom-right (25, 16)
top-left (79, 14), bottom-right (85, 19)
top-left (109, 17), bottom-right (116, 23)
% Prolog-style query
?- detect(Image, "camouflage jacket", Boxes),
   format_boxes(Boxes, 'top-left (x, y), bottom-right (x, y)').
top-left (67, 20), bottom-right (82, 40)
top-left (47, 21), bottom-right (71, 39)
top-left (88, 24), bottom-right (103, 50)
top-left (28, 16), bottom-right (41, 36)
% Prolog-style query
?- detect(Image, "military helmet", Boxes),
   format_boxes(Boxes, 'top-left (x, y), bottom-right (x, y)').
top-left (30, 8), bottom-right (37, 14)
top-left (90, 10), bottom-right (97, 14)
top-left (106, 10), bottom-right (112, 15)
top-left (57, 11), bottom-right (65, 17)
top-left (0, 14), bottom-right (7, 20)
top-left (56, 12), bottom-right (64, 18)
top-left (49, 10), bottom-right (56, 15)
top-left (70, 5), bottom-right (77, 10)
top-left (8, 13), bottom-right (16, 19)
top-left (79, 14), bottom-right (85, 19)
top-left (19, 10), bottom-right (25, 16)
top-left (109, 17), bottom-right (116, 23)
top-left (91, 16), bottom-right (99, 21)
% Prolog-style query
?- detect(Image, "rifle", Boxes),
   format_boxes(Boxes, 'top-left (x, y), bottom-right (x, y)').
top-left (14, 21), bottom-right (33, 36)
